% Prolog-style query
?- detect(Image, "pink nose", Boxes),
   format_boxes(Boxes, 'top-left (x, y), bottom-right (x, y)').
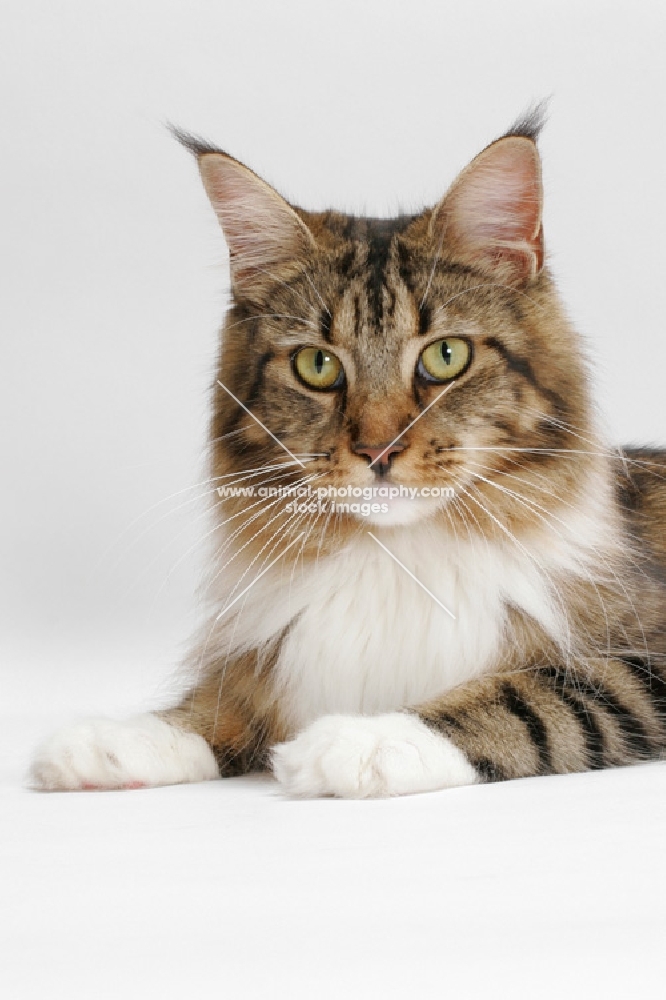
top-left (352, 441), bottom-right (406, 471)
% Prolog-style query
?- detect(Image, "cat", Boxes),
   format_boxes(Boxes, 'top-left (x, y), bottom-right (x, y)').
top-left (29, 109), bottom-right (666, 798)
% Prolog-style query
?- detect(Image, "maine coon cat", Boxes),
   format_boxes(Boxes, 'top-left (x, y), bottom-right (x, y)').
top-left (30, 111), bottom-right (666, 797)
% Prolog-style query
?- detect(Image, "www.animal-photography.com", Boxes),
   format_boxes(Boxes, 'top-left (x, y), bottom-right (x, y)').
top-left (3, 2), bottom-right (666, 998)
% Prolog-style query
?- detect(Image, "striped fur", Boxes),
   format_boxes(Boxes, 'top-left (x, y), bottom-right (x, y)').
top-left (30, 114), bottom-right (666, 796)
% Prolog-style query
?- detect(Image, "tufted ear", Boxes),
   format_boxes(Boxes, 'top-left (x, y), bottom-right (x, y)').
top-left (431, 135), bottom-right (544, 285)
top-left (193, 146), bottom-right (315, 296)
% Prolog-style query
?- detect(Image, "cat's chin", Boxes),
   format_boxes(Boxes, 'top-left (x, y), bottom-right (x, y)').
top-left (357, 497), bottom-right (442, 527)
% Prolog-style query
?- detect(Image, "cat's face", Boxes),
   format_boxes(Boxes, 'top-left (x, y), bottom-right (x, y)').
top-left (185, 124), bottom-right (591, 540)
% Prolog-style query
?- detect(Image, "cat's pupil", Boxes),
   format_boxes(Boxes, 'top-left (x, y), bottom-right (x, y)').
top-left (441, 342), bottom-right (452, 365)
top-left (315, 350), bottom-right (325, 374)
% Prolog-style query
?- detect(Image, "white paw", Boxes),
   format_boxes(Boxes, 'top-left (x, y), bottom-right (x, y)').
top-left (272, 712), bottom-right (479, 799)
top-left (28, 713), bottom-right (220, 791)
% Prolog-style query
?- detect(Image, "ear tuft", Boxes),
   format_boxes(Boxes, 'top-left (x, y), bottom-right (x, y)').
top-left (192, 148), bottom-right (315, 295)
top-left (431, 134), bottom-right (544, 286)
top-left (167, 123), bottom-right (223, 157)
top-left (502, 100), bottom-right (549, 143)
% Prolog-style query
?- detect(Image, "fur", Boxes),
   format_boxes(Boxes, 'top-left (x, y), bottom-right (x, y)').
top-left (29, 112), bottom-right (666, 797)
top-left (29, 715), bottom-right (218, 791)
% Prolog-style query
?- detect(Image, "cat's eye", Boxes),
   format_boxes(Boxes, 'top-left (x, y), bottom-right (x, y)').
top-left (293, 347), bottom-right (345, 390)
top-left (417, 337), bottom-right (472, 383)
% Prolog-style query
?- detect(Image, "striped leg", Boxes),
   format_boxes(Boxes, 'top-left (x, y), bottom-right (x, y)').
top-left (272, 658), bottom-right (666, 798)
top-left (419, 658), bottom-right (666, 783)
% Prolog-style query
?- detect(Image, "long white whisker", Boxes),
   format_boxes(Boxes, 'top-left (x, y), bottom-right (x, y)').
top-left (466, 464), bottom-right (613, 657)
top-left (96, 459), bottom-right (308, 567)
top-left (302, 270), bottom-right (331, 317)
top-left (142, 469), bottom-right (322, 613)
top-left (455, 480), bottom-right (574, 660)
top-left (215, 532), bottom-right (305, 623)
top-left (462, 457), bottom-right (652, 664)
top-left (118, 463), bottom-right (310, 583)
top-left (217, 379), bottom-right (305, 468)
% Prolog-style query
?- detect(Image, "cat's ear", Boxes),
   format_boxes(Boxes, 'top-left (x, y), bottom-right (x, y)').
top-left (431, 135), bottom-right (544, 285)
top-left (196, 149), bottom-right (316, 294)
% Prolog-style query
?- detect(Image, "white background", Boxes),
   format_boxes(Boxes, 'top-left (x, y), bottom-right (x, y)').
top-left (2, 3), bottom-right (666, 997)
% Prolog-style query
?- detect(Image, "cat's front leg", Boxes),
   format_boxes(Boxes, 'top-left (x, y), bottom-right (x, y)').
top-left (272, 658), bottom-right (666, 798)
top-left (272, 712), bottom-right (479, 798)
top-left (29, 713), bottom-right (219, 791)
top-left (29, 657), bottom-right (279, 791)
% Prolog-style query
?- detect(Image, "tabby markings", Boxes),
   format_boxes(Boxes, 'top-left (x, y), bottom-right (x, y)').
top-left (216, 378), bottom-right (305, 468)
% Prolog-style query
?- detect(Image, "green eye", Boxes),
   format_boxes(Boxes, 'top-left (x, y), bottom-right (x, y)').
top-left (293, 347), bottom-right (344, 390)
top-left (418, 337), bottom-right (471, 382)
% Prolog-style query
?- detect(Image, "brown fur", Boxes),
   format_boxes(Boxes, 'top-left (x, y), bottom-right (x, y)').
top-left (162, 117), bottom-right (666, 786)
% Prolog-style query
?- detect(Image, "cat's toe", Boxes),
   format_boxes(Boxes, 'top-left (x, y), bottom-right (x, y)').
top-left (271, 712), bottom-right (479, 799)
top-left (28, 714), bottom-right (219, 791)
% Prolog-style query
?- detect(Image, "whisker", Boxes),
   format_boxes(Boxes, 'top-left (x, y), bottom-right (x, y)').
top-left (205, 472), bottom-right (326, 595)
top-left (447, 470), bottom-right (524, 657)
top-left (419, 226), bottom-right (447, 311)
top-left (302, 271), bottom-right (331, 318)
top-left (107, 460), bottom-right (310, 573)
top-left (465, 464), bottom-right (613, 656)
top-left (142, 468), bottom-right (322, 613)
top-left (430, 281), bottom-right (547, 318)
top-left (526, 407), bottom-right (666, 483)
top-left (190, 478), bottom-right (323, 712)
top-left (454, 479), bottom-right (574, 661)
top-left (223, 311), bottom-right (320, 335)
top-left (461, 456), bottom-right (652, 664)
top-left (251, 264), bottom-right (328, 321)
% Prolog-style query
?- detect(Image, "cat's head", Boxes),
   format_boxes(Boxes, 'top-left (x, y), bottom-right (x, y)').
top-left (177, 114), bottom-right (592, 542)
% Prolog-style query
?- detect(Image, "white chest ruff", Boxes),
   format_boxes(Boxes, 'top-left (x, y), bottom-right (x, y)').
top-left (221, 524), bottom-right (571, 731)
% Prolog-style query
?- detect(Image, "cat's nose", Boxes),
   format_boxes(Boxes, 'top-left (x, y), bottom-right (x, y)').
top-left (352, 441), bottom-right (406, 472)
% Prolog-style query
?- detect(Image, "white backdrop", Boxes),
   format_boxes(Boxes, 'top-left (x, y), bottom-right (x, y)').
top-left (2, 4), bottom-right (666, 997)
top-left (3, 0), bottom-right (666, 702)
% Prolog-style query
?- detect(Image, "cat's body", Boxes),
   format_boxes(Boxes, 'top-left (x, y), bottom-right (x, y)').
top-left (30, 113), bottom-right (666, 797)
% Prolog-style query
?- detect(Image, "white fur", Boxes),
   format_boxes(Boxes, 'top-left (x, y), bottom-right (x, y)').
top-left (28, 714), bottom-right (219, 791)
top-left (30, 468), bottom-right (615, 797)
top-left (215, 479), bottom-right (615, 733)
top-left (272, 712), bottom-right (479, 798)
top-left (361, 495), bottom-right (442, 527)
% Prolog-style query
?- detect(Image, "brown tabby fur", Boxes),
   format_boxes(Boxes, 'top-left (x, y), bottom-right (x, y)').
top-left (160, 114), bottom-right (666, 785)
